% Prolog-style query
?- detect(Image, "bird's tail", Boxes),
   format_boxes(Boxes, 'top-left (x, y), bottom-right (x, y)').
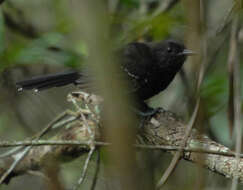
top-left (16, 71), bottom-right (80, 92)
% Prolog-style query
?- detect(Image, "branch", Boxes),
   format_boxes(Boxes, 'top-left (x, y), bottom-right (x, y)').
top-left (139, 109), bottom-right (243, 182)
top-left (0, 93), bottom-right (242, 184)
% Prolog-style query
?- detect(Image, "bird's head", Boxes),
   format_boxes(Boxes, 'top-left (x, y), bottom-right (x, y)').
top-left (151, 40), bottom-right (195, 71)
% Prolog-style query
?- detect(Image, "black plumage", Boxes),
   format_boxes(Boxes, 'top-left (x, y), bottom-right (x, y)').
top-left (16, 39), bottom-right (194, 115)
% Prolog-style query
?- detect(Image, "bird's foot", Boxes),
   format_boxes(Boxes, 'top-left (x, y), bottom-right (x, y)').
top-left (135, 107), bottom-right (164, 128)
top-left (135, 107), bottom-right (163, 117)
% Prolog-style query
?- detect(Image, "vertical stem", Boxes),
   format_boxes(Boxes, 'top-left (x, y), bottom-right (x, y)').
top-left (69, 1), bottom-right (139, 189)
top-left (229, 2), bottom-right (242, 188)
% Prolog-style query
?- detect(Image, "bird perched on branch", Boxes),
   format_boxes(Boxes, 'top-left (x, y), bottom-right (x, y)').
top-left (16, 40), bottom-right (195, 116)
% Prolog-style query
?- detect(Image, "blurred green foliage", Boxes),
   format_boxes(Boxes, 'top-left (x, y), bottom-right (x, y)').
top-left (0, 1), bottom-right (186, 71)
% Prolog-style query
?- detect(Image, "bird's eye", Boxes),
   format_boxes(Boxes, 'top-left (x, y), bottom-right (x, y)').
top-left (167, 47), bottom-right (172, 53)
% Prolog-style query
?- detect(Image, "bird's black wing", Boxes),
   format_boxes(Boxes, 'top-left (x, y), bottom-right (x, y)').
top-left (120, 42), bottom-right (153, 96)
top-left (16, 42), bottom-right (153, 95)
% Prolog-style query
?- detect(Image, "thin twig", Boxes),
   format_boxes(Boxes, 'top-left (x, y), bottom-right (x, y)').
top-left (229, 5), bottom-right (242, 190)
top-left (91, 150), bottom-right (101, 190)
top-left (0, 146), bottom-right (32, 184)
top-left (206, 34), bottom-right (229, 74)
top-left (72, 147), bottom-right (95, 190)
top-left (0, 140), bottom-right (109, 147)
top-left (0, 147), bottom-right (24, 159)
top-left (0, 110), bottom-right (78, 158)
top-left (0, 110), bottom-right (78, 184)
top-left (196, 0), bottom-right (207, 91)
top-left (34, 110), bottom-right (79, 139)
top-left (216, 1), bottom-right (236, 36)
top-left (156, 1), bottom-right (209, 187)
top-left (227, 16), bottom-right (237, 137)
top-left (0, 140), bottom-right (242, 158)
top-left (156, 99), bottom-right (200, 189)
top-left (69, 94), bottom-right (95, 144)
top-left (0, 111), bottom-right (78, 160)
top-left (135, 144), bottom-right (242, 158)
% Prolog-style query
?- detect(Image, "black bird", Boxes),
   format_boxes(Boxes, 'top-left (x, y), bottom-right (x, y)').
top-left (16, 40), bottom-right (194, 115)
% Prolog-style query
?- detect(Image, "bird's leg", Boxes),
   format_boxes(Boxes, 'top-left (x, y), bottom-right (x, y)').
top-left (133, 101), bottom-right (159, 116)
top-left (131, 101), bottom-right (163, 128)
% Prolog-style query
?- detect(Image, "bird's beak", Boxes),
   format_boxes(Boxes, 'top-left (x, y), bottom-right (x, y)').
top-left (180, 49), bottom-right (196, 56)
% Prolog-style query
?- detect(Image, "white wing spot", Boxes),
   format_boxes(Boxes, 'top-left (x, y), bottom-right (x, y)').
top-left (17, 87), bottom-right (23, 92)
top-left (123, 67), bottom-right (139, 79)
